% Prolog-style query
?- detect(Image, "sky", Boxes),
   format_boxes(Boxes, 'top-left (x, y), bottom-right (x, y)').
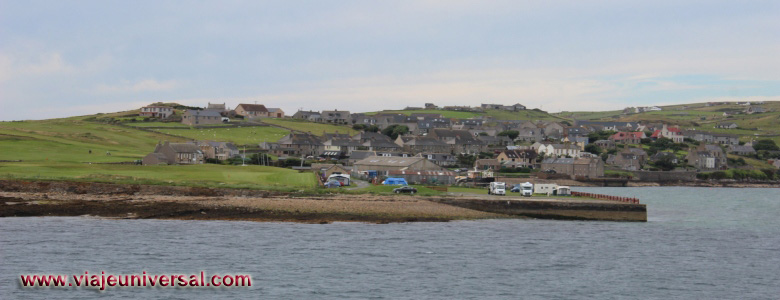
top-left (1, 0), bottom-right (779, 120)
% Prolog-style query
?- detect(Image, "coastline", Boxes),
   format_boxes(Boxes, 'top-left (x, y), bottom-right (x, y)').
top-left (0, 179), bottom-right (647, 223)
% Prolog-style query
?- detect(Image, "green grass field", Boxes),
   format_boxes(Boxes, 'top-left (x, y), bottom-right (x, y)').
top-left (0, 162), bottom-right (317, 190)
top-left (0, 118), bottom-right (185, 163)
top-left (152, 126), bottom-right (290, 145)
top-left (261, 118), bottom-right (358, 135)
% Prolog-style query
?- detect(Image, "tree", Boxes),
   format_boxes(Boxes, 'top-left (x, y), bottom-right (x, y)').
top-left (654, 155), bottom-right (676, 171)
top-left (497, 130), bottom-right (519, 140)
top-left (352, 124), bottom-right (367, 131)
top-left (456, 154), bottom-right (476, 168)
top-left (584, 144), bottom-right (602, 155)
top-left (587, 130), bottom-right (616, 143)
top-left (381, 124), bottom-right (409, 140)
top-left (753, 139), bottom-right (779, 151)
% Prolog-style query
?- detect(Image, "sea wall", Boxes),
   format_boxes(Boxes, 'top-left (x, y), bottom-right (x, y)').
top-left (431, 198), bottom-right (647, 222)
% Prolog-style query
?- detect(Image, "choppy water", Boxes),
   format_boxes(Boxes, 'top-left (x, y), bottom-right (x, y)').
top-left (1, 187), bottom-right (779, 299)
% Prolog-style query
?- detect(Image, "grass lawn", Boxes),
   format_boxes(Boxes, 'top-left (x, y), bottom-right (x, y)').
top-left (0, 162), bottom-right (317, 190)
top-left (447, 187), bottom-right (489, 195)
top-left (261, 118), bottom-right (358, 135)
top-left (152, 126), bottom-right (290, 145)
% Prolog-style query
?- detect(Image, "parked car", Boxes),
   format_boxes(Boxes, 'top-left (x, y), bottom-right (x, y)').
top-left (393, 186), bottom-right (417, 194)
top-left (510, 184), bottom-right (521, 193)
top-left (324, 181), bottom-right (341, 188)
top-left (543, 169), bottom-right (557, 174)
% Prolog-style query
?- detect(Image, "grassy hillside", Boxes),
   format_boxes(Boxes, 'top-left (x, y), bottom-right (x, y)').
top-left (0, 115), bottom-right (312, 190)
top-left (261, 118), bottom-right (359, 135)
top-left (0, 117), bottom-right (185, 163)
top-left (151, 126), bottom-right (290, 145)
top-left (556, 101), bottom-right (780, 144)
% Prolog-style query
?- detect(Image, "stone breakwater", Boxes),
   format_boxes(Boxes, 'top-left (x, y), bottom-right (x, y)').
top-left (0, 180), bottom-right (646, 223)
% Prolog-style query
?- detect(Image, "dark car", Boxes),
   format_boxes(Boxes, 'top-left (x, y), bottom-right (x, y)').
top-left (393, 186), bottom-right (417, 194)
top-left (510, 184), bottom-right (521, 193)
top-left (543, 169), bottom-right (557, 174)
top-left (324, 181), bottom-right (341, 188)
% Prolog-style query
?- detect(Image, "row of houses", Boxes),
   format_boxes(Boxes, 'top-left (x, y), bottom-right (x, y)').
top-left (142, 141), bottom-right (239, 165)
top-left (140, 102), bottom-right (286, 126)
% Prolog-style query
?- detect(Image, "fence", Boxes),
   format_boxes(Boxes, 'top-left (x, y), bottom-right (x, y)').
top-left (571, 191), bottom-right (640, 204)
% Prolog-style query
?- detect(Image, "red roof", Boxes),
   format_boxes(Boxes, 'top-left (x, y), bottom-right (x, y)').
top-left (610, 132), bottom-right (644, 141)
top-left (651, 127), bottom-right (681, 138)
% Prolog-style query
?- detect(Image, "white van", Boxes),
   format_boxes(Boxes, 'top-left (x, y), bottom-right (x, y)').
top-left (489, 182), bottom-right (506, 195)
top-left (521, 182), bottom-right (534, 197)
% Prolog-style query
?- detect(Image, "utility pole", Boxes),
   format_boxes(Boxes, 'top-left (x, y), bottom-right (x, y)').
top-left (242, 147), bottom-right (247, 166)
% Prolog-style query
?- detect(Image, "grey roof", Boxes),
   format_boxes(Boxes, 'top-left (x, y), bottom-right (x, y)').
top-left (168, 143), bottom-right (202, 153)
top-left (184, 110), bottom-right (222, 117)
top-left (354, 156), bottom-right (425, 167)
top-left (348, 151), bottom-right (378, 161)
top-left (542, 157), bottom-right (575, 164)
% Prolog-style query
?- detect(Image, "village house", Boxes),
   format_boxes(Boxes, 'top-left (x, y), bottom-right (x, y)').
top-left (716, 122), bottom-right (738, 129)
top-left (206, 102), bottom-right (227, 112)
top-left (594, 139), bottom-right (616, 149)
top-left (352, 156), bottom-right (444, 174)
top-left (609, 132), bottom-right (646, 145)
top-left (311, 163), bottom-right (352, 178)
top-left (514, 128), bottom-right (545, 143)
top-left (321, 110), bottom-right (351, 124)
top-left (362, 138), bottom-right (402, 152)
top-left (744, 106), bottom-right (766, 114)
top-left (234, 104), bottom-right (269, 118)
top-left (428, 129), bottom-right (485, 154)
top-left (651, 151), bottom-right (679, 165)
top-left (140, 105), bottom-right (173, 118)
top-left (480, 103), bottom-right (526, 111)
top-left (537, 143), bottom-right (581, 158)
top-left (541, 157), bottom-right (604, 179)
top-left (292, 110), bottom-right (323, 122)
top-left (478, 135), bottom-right (513, 147)
top-left (686, 144), bottom-right (726, 170)
top-left (608, 151), bottom-right (644, 171)
top-left (275, 133), bottom-right (323, 157)
top-left (496, 149), bottom-right (537, 168)
top-left (321, 137), bottom-right (364, 157)
top-left (474, 159), bottom-right (500, 170)
top-left (181, 110), bottom-right (223, 126)
top-left (651, 125), bottom-right (684, 143)
top-left (728, 145), bottom-right (756, 156)
top-left (195, 141), bottom-right (239, 161)
top-left (266, 108), bottom-right (285, 118)
top-left (418, 153), bottom-right (457, 167)
top-left (395, 136), bottom-right (450, 154)
top-left (143, 141), bottom-right (204, 165)
top-left (683, 131), bottom-right (739, 145)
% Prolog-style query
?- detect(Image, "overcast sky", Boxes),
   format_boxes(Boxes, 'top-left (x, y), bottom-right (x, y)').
top-left (2, 0), bottom-right (779, 120)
